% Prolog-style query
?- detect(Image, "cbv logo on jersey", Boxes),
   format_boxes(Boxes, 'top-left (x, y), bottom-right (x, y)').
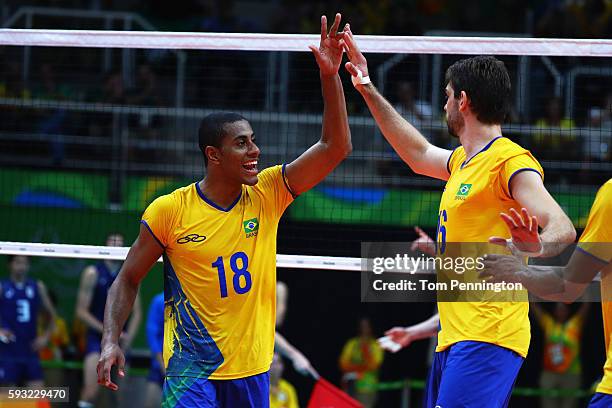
top-left (243, 218), bottom-right (259, 238)
top-left (455, 183), bottom-right (472, 201)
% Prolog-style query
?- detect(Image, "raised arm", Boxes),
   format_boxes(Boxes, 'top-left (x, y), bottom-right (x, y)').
top-left (284, 14), bottom-right (352, 196)
top-left (343, 25), bottom-right (452, 181)
top-left (97, 224), bottom-right (163, 390)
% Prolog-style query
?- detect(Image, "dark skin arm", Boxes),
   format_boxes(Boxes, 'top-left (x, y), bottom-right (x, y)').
top-left (97, 224), bottom-right (163, 390)
top-left (284, 13), bottom-right (352, 195)
top-left (481, 248), bottom-right (608, 303)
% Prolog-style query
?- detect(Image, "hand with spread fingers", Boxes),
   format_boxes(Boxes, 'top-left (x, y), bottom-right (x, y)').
top-left (479, 253), bottom-right (527, 284)
top-left (342, 24), bottom-right (370, 86)
top-left (96, 342), bottom-right (126, 391)
top-left (308, 13), bottom-right (345, 76)
top-left (411, 226), bottom-right (436, 257)
top-left (489, 207), bottom-right (543, 256)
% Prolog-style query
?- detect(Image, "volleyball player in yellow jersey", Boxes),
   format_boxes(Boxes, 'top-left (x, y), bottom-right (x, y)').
top-left (482, 178), bottom-right (612, 407)
top-left (97, 13), bottom-right (351, 408)
top-left (342, 27), bottom-right (576, 407)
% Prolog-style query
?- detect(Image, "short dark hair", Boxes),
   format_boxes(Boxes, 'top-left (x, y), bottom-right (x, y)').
top-left (445, 56), bottom-right (511, 124)
top-left (198, 112), bottom-right (247, 166)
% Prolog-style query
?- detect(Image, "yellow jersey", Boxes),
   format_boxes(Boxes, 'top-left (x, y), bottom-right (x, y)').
top-left (577, 179), bottom-right (612, 394)
top-left (436, 136), bottom-right (544, 357)
top-left (141, 165), bottom-right (294, 379)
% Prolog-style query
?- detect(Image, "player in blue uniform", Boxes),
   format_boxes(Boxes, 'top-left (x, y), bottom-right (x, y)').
top-left (76, 233), bottom-right (142, 408)
top-left (0, 255), bottom-right (57, 387)
top-left (144, 292), bottom-right (164, 408)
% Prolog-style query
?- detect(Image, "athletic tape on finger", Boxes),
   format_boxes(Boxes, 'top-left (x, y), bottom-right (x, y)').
top-left (351, 68), bottom-right (371, 87)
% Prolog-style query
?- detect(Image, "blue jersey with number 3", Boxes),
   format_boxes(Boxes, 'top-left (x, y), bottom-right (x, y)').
top-left (141, 165), bottom-right (294, 380)
top-left (0, 278), bottom-right (40, 356)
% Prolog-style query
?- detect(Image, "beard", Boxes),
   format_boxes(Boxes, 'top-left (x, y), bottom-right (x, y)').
top-left (446, 110), bottom-right (464, 138)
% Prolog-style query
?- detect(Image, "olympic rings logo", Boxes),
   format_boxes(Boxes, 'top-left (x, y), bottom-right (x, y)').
top-left (176, 234), bottom-right (207, 244)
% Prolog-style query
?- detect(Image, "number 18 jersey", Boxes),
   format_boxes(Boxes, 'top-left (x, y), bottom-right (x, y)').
top-left (141, 165), bottom-right (294, 380)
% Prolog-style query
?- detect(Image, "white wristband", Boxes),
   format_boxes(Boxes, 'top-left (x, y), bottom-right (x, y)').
top-left (506, 239), bottom-right (544, 257)
top-left (351, 68), bottom-right (371, 88)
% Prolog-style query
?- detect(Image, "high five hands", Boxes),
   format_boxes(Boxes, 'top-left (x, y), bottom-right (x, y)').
top-left (309, 14), bottom-right (346, 76)
top-left (309, 14), bottom-right (369, 84)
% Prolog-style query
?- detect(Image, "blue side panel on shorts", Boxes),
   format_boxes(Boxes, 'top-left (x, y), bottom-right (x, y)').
top-left (162, 371), bottom-right (270, 408)
top-left (424, 341), bottom-right (524, 408)
top-left (164, 254), bottom-right (224, 380)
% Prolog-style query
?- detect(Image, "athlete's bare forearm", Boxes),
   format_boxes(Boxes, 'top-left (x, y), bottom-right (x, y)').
top-left (320, 73), bottom-right (351, 156)
top-left (539, 212), bottom-right (576, 257)
top-left (101, 276), bottom-right (138, 346)
top-left (357, 83), bottom-right (451, 179)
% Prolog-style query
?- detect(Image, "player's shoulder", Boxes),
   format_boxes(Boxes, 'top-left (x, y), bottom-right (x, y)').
top-left (256, 165), bottom-right (283, 183)
top-left (146, 184), bottom-right (193, 211)
top-left (599, 178), bottom-right (612, 195)
top-left (251, 165), bottom-right (285, 192)
top-left (494, 137), bottom-right (534, 158)
top-left (593, 179), bottom-right (612, 207)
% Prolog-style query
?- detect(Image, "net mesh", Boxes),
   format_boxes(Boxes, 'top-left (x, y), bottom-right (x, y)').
top-left (0, 29), bottom-right (610, 406)
top-left (0, 31), bottom-right (610, 259)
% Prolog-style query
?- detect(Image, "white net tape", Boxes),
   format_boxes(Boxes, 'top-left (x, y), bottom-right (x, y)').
top-left (0, 241), bottom-right (363, 271)
top-left (1, 29), bottom-right (612, 56)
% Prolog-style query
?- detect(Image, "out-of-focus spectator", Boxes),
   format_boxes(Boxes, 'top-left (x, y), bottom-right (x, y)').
top-left (0, 255), bottom-right (57, 387)
top-left (339, 318), bottom-right (383, 408)
top-left (535, 0), bottom-right (612, 38)
top-left (33, 64), bottom-right (74, 165)
top-left (270, 352), bottom-right (299, 408)
top-left (38, 289), bottom-right (69, 389)
top-left (585, 107), bottom-right (611, 162)
top-left (534, 96), bottom-right (576, 160)
top-left (532, 302), bottom-right (589, 408)
top-left (275, 282), bottom-right (318, 378)
top-left (38, 290), bottom-right (69, 362)
top-left (565, 0), bottom-right (612, 39)
top-left (126, 64), bottom-right (164, 159)
top-left (126, 64), bottom-right (162, 107)
top-left (394, 81), bottom-right (433, 133)
top-left (101, 70), bottom-right (126, 105)
top-left (0, 61), bottom-right (32, 134)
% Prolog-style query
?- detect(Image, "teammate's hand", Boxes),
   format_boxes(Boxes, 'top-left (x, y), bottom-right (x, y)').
top-left (489, 208), bottom-right (543, 256)
top-left (97, 341), bottom-right (125, 391)
top-left (479, 254), bottom-right (526, 283)
top-left (0, 328), bottom-right (16, 344)
top-left (384, 327), bottom-right (413, 349)
top-left (31, 334), bottom-right (50, 351)
top-left (411, 226), bottom-right (436, 257)
top-left (342, 25), bottom-right (370, 86)
top-left (291, 352), bottom-right (320, 379)
top-left (309, 14), bottom-right (345, 76)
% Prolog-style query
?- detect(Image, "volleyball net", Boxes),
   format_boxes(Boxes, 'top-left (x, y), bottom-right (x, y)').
top-left (0, 29), bottom-right (610, 406)
top-left (1, 30), bottom-right (611, 259)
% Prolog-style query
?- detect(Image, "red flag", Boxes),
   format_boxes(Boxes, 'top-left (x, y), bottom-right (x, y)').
top-left (307, 378), bottom-right (364, 408)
